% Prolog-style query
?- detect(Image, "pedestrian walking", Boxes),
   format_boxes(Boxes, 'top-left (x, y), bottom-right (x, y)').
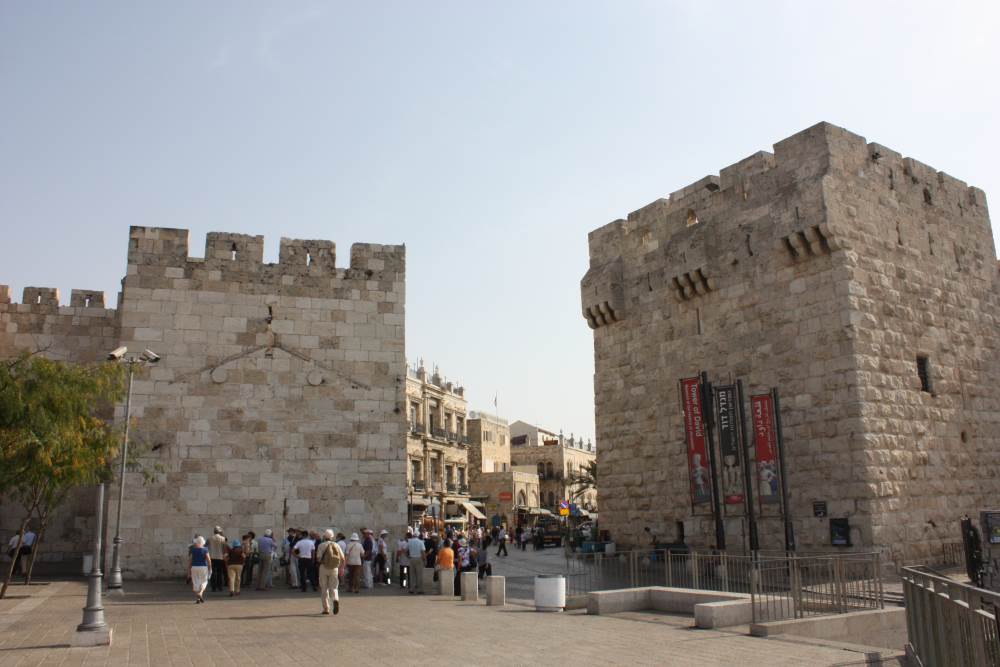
top-left (256, 529), bottom-right (276, 590)
top-left (395, 532), bottom-right (410, 589)
top-left (241, 531), bottom-right (258, 588)
top-left (406, 530), bottom-right (425, 594)
top-left (496, 527), bottom-right (508, 557)
top-left (225, 538), bottom-right (245, 596)
top-left (375, 529), bottom-right (390, 585)
top-left (316, 529), bottom-right (345, 615)
top-left (286, 528), bottom-right (299, 588)
top-left (361, 528), bottom-right (374, 589)
top-left (477, 541), bottom-right (491, 579)
top-left (294, 531), bottom-right (317, 592)
top-left (189, 536), bottom-right (211, 604)
top-left (345, 533), bottom-right (364, 594)
top-left (208, 527), bottom-right (227, 592)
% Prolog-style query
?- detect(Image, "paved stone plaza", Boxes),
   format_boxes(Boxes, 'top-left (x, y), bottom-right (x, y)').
top-left (0, 559), bottom-right (904, 667)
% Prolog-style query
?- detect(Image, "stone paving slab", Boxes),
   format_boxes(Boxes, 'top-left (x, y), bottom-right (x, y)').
top-left (0, 579), bottom-right (899, 666)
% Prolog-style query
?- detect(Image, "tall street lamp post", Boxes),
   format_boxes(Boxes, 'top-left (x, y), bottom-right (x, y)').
top-left (105, 347), bottom-right (159, 592)
top-left (72, 482), bottom-right (112, 646)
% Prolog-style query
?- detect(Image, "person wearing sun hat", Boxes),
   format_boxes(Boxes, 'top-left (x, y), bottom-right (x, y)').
top-left (224, 537), bottom-right (245, 596)
top-left (345, 533), bottom-right (364, 593)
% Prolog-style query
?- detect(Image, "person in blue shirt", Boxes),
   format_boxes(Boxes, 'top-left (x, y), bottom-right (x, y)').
top-left (189, 535), bottom-right (212, 604)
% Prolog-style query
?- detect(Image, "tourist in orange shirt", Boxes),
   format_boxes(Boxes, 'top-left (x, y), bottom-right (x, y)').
top-left (435, 539), bottom-right (455, 589)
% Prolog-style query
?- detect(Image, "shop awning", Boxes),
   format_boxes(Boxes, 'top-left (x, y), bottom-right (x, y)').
top-left (444, 517), bottom-right (467, 524)
top-left (410, 497), bottom-right (431, 507)
top-left (462, 501), bottom-right (487, 520)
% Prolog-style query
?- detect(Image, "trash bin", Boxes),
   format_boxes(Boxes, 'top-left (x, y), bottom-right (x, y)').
top-left (82, 554), bottom-right (94, 575)
top-left (534, 574), bottom-right (565, 612)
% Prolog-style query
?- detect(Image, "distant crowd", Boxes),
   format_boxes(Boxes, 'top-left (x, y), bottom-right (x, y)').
top-left (186, 523), bottom-right (519, 615)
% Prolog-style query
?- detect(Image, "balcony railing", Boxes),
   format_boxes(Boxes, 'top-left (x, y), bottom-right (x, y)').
top-left (411, 481), bottom-right (426, 492)
top-left (410, 423), bottom-right (425, 435)
top-left (447, 431), bottom-right (459, 442)
top-left (446, 483), bottom-right (457, 493)
top-left (459, 484), bottom-right (469, 494)
top-left (461, 435), bottom-right (470, 445)
top-left (432, 427), bottom-right (448, 440)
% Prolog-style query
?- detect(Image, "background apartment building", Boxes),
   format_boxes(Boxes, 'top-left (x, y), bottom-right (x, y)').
top-left (467, 411), bottom-right (541, 528)
top-left (405, 361), bottom-right (477, 524)
top-left (509, 420), bottom-right (597, 513)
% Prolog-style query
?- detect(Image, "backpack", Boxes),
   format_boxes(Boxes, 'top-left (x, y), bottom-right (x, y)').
top-left (320, 541), bottom-right (343, 569)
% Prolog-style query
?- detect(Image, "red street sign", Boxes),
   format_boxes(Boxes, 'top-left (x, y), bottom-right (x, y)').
top-left (498, 492), bottom-right (513, 502)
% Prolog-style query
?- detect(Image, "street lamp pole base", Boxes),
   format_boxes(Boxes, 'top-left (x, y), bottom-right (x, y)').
top-left (72, 626), bottom-right (113, 647)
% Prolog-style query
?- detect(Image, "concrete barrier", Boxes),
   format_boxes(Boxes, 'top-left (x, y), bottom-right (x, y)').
top-left (486, 576), bottom-right (505, 606)
top-left (421, 567), bottom-right (435, 595)
top-left (586, 586), bottom-right (752, 628)
top-left (439, 568), bottom-right (455, 597)
top-left (461, 572), bottom-right (479, 601)
top-left (751, 607), bottom-right (907, 650)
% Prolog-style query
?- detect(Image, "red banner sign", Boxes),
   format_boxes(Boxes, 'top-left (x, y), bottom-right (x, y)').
top-left (681, 377), bottom-right (712, 506)
top-left (750, 393), bottom-right (780, 508)
top-left (498, 491), bottom-right (513, 502)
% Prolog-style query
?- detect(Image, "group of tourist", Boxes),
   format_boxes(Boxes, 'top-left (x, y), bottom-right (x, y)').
top-left (186, 525), bottom-right (401, 615)
top-left (187, 522), bottom-right (522, 615)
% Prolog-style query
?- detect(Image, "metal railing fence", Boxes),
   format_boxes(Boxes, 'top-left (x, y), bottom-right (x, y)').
top-left (563, 549), bottom-right (882, 623)
top-left (902, 566), bottom-right (1000, 667)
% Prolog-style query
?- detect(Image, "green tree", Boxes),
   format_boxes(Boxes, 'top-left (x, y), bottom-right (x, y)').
top-left (568, 460), bottom-right (597, 501)
top-left (0, 355), bottom-right (126, 598)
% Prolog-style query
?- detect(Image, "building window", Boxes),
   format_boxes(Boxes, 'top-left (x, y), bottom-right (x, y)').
top-left (917, 355), bottom-right (932, 393)
top-left (547, 491), bottom-right (555, 508)
top-left (545, 462), bottom-right (554, 479)
top-left (536, 462), bottom-right (545, 478)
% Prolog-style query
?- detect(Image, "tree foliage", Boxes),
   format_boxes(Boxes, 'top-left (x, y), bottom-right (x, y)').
top-left (0, 354), bottom-right (127, 597)
top-left (568, 459), bottom-right (597, 500)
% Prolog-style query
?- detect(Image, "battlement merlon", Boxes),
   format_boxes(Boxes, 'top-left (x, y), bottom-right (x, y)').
top-left (127, 226), bottom-right (405, 276)
top-left (586, 121), bottom-right (987, 266)
top-left (0, 285), bottom-right (112, 310)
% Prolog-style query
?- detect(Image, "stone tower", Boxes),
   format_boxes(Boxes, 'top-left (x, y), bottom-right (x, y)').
top-left (1, 226), bottom-right (407, 577)
top-left (581, 122), bottom-right (999, 564)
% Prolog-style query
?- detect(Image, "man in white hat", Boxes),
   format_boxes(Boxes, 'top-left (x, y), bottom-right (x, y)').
top-left (344, 533), bottom-right (364, 593)
top-left (316, 529), bottom-right (345, 615)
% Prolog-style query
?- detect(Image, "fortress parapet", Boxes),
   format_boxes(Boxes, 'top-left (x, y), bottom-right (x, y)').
top-left (583, 121), bottom-right (993, 326)
top-left (126, 226), bottom-right (405, 297)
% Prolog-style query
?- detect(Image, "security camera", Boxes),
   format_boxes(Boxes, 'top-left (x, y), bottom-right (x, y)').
top-left (141, 349), bottom-right (160, 363)
top-left (107, 346), bottom-right (128, 361)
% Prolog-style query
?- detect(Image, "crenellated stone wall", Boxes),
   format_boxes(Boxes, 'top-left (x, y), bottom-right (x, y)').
top-left (582, 122), bottom-right (1000, 565)
top-left (1, 226), bottom-right (407, 577)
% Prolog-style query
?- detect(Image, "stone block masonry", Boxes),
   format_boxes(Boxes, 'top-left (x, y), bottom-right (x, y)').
top-left (0, 226), bottom-right (407, 578)
top-left (582, 122), bottom-right (1000, 565)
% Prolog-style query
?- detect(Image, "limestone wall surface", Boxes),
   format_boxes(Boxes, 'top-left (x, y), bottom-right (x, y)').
top-left (0, 226), bottom-right (408, 577)
top-left (582, 122), bottom-right (999, 563)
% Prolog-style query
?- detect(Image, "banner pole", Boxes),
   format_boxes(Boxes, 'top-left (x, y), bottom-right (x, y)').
top-left (772, 388), bottom-right (795, 553)
top-left (736, 380), bottom-right (759, 552)
top-left (701, 371), bottom-right (726, 551)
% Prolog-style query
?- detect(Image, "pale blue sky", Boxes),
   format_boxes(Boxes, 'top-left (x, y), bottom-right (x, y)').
top-left (2, 2), bottom-right (998, 443)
